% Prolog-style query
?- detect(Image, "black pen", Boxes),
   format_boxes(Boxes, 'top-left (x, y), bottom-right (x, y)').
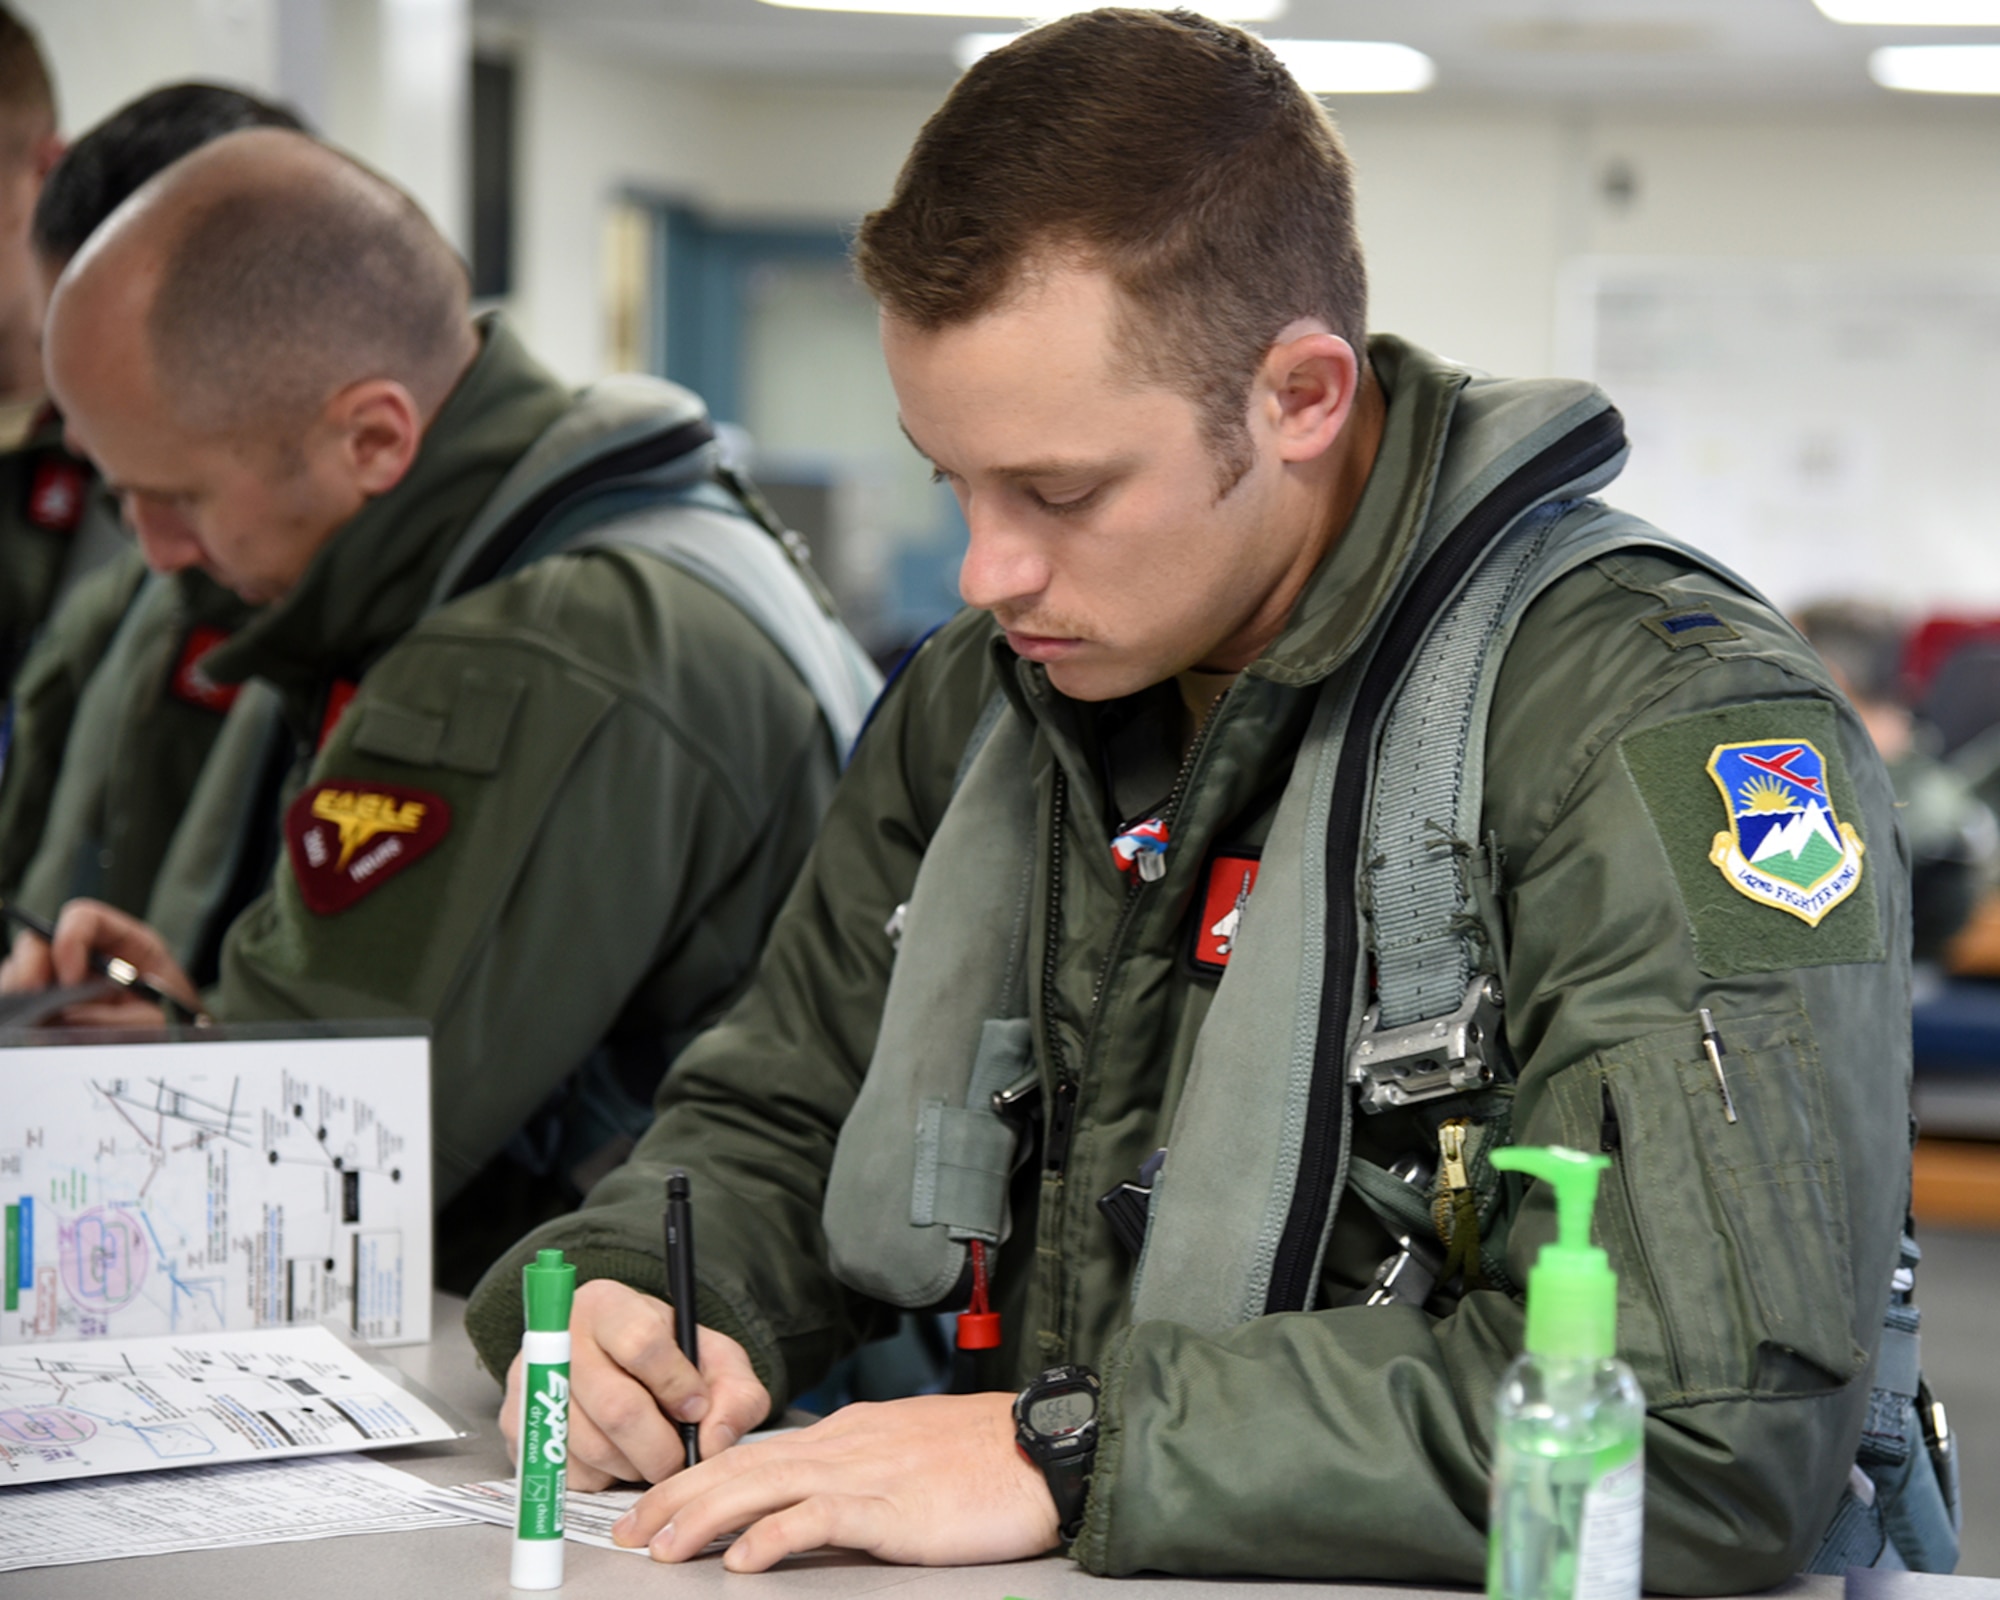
top-left (1, 902), bottom-right (206, 1025)
top-left (664, 1169), bottom-right (701, 1468)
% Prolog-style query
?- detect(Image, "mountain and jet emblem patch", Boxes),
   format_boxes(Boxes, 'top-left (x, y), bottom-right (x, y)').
top-left (1706, 740), bottom-right (1864, 926)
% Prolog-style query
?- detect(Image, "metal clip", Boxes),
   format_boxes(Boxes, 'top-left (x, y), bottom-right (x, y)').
top-left (1347, 976), bottom-right (1504, 1115)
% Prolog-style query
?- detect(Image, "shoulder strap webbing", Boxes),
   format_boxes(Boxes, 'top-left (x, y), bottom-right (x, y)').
top-left (561, 488), bottom-right (882, 759)
top-left (440, 428), bottom-right (879, 761)
top-left (1262, 407), bottom-right (1628, 1313)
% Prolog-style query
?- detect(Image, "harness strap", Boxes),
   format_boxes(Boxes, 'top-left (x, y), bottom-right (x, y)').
top-left (1368, 503), bottom-right (1561, 1032)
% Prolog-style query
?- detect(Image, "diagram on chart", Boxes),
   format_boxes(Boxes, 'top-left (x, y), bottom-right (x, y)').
top-left (0, 1033), bottom-right (431, 1348)
top-left (0, 1322), bottom-right (458, 1484)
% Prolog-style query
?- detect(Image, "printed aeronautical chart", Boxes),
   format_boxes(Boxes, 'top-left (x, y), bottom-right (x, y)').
top-left (0, 1032), bottom-right (430, 1348)
top-left (0, 1322), bottom-right (457, 1483)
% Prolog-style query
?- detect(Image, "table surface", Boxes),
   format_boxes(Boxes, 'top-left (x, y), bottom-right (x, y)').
top-left (0, 1294), bottom-right (1986, 1600)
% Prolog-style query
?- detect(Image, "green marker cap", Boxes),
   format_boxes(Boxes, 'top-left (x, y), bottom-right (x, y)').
top-left (522, 1248), bottom-right (577, 1334)
top-left (1490, 1145), bottom-right (1617, 1361)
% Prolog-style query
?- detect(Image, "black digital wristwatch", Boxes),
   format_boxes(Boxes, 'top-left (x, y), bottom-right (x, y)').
top-left (1014, 1364), bottom-right (1100, 1543)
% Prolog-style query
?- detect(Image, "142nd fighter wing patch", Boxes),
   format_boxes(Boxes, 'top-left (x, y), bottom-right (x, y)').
top-left (286, 781), bottom-right (451, 915)
top-left (1705, 740), bottom-right (1864, 926)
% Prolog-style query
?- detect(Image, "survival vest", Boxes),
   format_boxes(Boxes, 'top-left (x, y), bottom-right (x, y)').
top-left (819, 373), bottom-right (1959, 1574)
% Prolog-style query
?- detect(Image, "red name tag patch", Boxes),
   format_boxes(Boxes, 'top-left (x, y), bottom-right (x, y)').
top-left (286, 780), bottom-right (451, 916)
top-left (26, 458), bottom-right (87, 534)
top-left (169, 625), bottom-right (241, 714)
top-left (1192, 851), bottom-right (1260, 974)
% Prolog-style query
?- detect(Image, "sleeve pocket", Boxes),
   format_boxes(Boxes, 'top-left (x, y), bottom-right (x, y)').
top-left (1550, 1006), bottom-right (1865, 1404)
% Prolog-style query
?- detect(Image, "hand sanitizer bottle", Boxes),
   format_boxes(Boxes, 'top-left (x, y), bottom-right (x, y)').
top-left (1487, 1145), bottom-right (1645, 1600)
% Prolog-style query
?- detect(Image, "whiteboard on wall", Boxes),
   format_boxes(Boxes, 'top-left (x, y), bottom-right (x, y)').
top-left (1558, 259), bottom-right (2000, 615)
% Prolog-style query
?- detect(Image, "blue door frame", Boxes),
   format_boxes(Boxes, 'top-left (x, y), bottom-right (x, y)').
top-left (658, 203), bottom-right (853, 426)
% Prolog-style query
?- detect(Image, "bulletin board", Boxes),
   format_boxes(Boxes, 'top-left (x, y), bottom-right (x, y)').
top-left (1557, 259), bottom-right (2000, 615)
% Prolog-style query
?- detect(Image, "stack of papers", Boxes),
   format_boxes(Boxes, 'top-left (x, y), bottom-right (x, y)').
top-left (0, 1454), bottom-right (471, 1572)
top-left (0, 1323), bottom-right (460, 1485)
top-left (417, 1479), bottom-right (652, 1552)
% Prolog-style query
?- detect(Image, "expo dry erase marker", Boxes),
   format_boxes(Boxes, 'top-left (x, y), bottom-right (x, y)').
top-left (513, 1248), bottom-right (577, 1590)
top-left (665, 1170), bottom-right (701, 1469)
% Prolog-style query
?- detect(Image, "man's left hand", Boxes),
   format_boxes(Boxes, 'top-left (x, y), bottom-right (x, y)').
top-left (609, 1391), bottom-right (1063, 1571)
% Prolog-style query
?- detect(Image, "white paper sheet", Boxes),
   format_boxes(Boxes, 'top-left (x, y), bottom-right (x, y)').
top-left (0, 1031), bottom-right (431, 1345)
top-left (0, 1453), bottom-right (473, 1572)
top-left (417, 1479), bottom-right (652, 1552)
top-left (0, 1322), bottom-right (459, 1485)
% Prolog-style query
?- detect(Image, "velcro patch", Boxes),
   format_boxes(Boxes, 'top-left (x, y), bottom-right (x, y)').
top-left (286, 781), bottom-right (450, 915)
top-left (169, 625), bottom-right (241, 714)
top-left (1620, 699), bottom-right (1882, 976)
top-left (1190, 850), bottom-right (1260, 975)
top-left (25, 457), bottom-right (86, 533)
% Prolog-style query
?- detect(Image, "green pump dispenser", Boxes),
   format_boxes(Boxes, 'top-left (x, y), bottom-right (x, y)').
top-left (1485, 1145), bottom-right (1645, 1600)
top-left (1491, 1146), bottom-right (1617, 1362)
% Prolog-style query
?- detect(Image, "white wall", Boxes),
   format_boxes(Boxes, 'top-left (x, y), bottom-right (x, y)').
top-left (16, 0), bottom-right (468, 251)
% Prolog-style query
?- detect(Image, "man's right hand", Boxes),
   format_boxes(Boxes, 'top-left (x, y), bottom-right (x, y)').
top-left (499, 1277), bottom-right (772, 1491)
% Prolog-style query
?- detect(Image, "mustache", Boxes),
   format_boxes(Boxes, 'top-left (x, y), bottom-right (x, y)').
top-left (989, 606), bottom-right (1093, 640)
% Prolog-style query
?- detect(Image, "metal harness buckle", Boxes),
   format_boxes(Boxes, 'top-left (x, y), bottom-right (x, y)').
top-left (1347, 976), bottom-right (1504, 1114)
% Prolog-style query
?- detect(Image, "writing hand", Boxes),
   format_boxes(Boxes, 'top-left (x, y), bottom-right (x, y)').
top-left (498, 1278), bottom-right (769, 1492)
top-left (0, 898), bottom-right (196, 1025)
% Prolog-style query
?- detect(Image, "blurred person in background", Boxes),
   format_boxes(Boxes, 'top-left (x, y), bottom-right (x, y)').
top-left (1795, 600), bottom-right (1998, 963)
top-left (0, 82), bottom-right (305, 929)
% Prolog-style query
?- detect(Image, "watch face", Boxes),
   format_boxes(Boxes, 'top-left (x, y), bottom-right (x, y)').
top-left (1028, 1388), bottom-right (1095, 1438)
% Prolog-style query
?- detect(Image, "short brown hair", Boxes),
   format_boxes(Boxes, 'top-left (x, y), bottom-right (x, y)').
top-left (855, 8), bottom-right (1367, 477)
top-left (0, 4), bottom-right (55, 155)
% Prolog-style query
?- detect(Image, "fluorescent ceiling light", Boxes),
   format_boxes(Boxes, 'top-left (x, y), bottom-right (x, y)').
top-left (768, 0), bottom-right (1285, 19)
top-left (1870, 44), bottom-right (2000, 91)
top-left (1266, 39), bottom-right (1435, 93)
top-left (957, 31), bottom-right (1434, 93)
top-left (1817, 1), bottom-right (2000, 22)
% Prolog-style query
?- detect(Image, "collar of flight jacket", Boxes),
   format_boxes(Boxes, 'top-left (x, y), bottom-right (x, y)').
top-left (199, 314), bottom-right (573, 707)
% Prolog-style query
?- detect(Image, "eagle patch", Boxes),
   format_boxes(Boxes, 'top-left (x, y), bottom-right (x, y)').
top-left (286, 781), bottom-right (450, 915)
top-left (1705, 740), bottom-right (1864, 926)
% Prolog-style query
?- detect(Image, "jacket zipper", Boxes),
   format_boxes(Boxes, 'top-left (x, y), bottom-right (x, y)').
top-left (1261, 405), bottom-right (1628, 1315)
top-left (1040, 690), bottom-right (1229, 1175)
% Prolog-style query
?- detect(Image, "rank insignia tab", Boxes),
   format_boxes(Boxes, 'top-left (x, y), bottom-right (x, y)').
top-left (286, 780), bottom-right (451, 915)
top-left (169, 625), bottom-right (241, 714)
top-left (1705, 740), bottom-right (1864, 926)
top-left (25, 458), bottom-right (86, 533)
top-left (1191, 851), bottom-right (1260, 974)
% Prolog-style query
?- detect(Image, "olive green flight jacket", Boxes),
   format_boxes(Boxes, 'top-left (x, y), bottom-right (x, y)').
top-left (0, 404), bottom-right (127, 701)
top-left (0, 561), bottom-right (254, 925)
top-left (168, 321), bottom-right (842, 1264)
top-left (465, 338), bottom-right (1911, 1591)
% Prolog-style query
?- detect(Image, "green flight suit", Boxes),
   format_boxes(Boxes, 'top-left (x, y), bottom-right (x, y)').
top-left (464, 338), bottom-right (1913, 1591)
top-left (171, 319), bottom-right (843, 1285)
top-left (0, 546), bottom-right (146, 908)
top-left (0, 404), bottom-right (128, 701)
top-left (0, 562), bottom-right (254, 926)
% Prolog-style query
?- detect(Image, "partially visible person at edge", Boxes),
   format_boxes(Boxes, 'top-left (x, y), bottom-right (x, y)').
top-left (1795, 599), bottom-right (1996, 962)
top-left (0, 82), bottom-right (305, 930)
top-left (0, 128), bottom-right (876, 1290)
top-left (0, 3), bottom-right (126, 707)
top-left (462, 11), bottom-right (1919, 1590)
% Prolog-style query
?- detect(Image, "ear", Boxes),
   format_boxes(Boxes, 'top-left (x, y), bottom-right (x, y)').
top-left (1259, 327), bottom-right (1364, 466)
top-left (324, 378), bottom-right (424, 497)
top-left (30, 132), bottom-right (64, 183)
